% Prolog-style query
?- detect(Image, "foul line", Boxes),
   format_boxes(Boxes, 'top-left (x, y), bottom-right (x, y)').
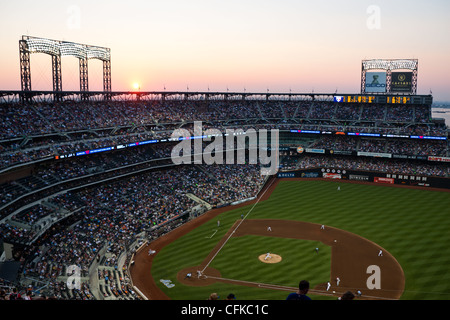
top-left (205, 229), bottom-right (218, 239)
top-left (205, 274), bottom-right (295, 292)
top-left (201, 177), bottom-right (276, 273)
top-left (204, 275), bottom-right (399, 300)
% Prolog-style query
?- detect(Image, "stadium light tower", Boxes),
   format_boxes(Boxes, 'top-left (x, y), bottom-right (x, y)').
top-left (19, 35), bottom-right (111, 101)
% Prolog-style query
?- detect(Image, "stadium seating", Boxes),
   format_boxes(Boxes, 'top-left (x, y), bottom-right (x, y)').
top-left (0, 98), bottom-right (448, 299)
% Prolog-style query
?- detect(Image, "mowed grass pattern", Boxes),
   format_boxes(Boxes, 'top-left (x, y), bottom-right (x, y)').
top-left (210, 236), bottom-right (331, 288)
top-left (151, 179), bottom-right (450, 300)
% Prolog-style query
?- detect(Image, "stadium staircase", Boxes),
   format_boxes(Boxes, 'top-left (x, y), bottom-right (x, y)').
top-left (29, 105), bottom-right (58, 133)
top-left (185, 193), bottom-right (212, 210)
top-left (290, 103), bottom-right (301, 120)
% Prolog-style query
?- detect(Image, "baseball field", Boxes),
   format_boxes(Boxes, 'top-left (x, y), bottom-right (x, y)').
top-left (130, 178), bottom-right (450, 300)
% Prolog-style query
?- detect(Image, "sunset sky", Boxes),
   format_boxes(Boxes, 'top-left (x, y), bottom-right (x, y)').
top-left (0, 0), bottom-right (449, 101)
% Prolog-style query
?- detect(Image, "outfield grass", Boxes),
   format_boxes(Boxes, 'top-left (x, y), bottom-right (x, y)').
top-left (151, 179), bottom-right (450, 300)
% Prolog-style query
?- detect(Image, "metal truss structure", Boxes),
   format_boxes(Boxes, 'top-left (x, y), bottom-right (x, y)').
top-left (361, 59), bottom-right (418, 95)
top-left (1, 90), bottom-right (342, 104)
top-left (19, 35), bottom-right (111, 101)
top-left (0, 89), bottom-right (433, 106)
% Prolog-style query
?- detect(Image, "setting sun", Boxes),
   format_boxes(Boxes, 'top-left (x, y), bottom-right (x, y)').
top-left (133, 82), bottom-right (140, 90)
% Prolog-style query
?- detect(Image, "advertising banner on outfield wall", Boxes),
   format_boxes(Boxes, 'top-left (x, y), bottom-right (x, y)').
top-left (277, 172), bottom-right (296, 178)
top-left (374, 177), bottom-right (395, 184)
top-left (301, 172), bottom-right (320, 178)
top-left (349, 174), bottom-right (370, 181)
top-left (323, 172), bottom-right (342, 179)
top-left (277, 169), bottom-right (450, 189)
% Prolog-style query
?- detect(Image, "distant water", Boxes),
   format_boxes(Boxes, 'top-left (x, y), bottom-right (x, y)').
top-left (432, 108), bottom-right (450, 128)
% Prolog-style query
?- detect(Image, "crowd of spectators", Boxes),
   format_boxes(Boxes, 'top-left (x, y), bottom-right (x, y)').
top-left (310, 136), bottom-right (358, 152)
top-left (1, 98), bottom-right (449, 300)
top-left (386, 140), bottom-right (447, 156)
top-left (1, 161), bottom-right (266, 299)
top-left (0, 100), bottom-right (447, 170)
top-left (386, 105), bottom-right (414, 122)
top-left (281, 154), bottom-right (450, 177)
top-left (310, 135), bottom-right (448, 156)
top-left (0, 101), bottom-right (442, 140)
top-left (201, 164), bottom-right (266, 203)
top-left (11, 204), bottom-right (55, 226)
top-left (360, 104), bottom-right (386, 121)
top-left (309, 103), bottom-right (336, 119)
top-left (0, 222), bottom-right (36, 245)
top-left (0, 144), bottom-right (168, 213)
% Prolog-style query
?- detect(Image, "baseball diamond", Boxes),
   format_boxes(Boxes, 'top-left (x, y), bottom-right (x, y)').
top-left (176, 219), bottom-right (404, 300)
top-left (129, 177), bottom-right (450, 300)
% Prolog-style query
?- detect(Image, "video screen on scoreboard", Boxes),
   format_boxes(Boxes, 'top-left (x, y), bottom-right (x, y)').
top-left (365, 72), bottom-right (387, 93)
top-left (391, 72), bottom-right (413, 93)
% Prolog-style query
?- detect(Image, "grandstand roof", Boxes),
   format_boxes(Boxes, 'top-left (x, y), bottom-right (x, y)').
top-left (0, 90), bottom-right (433, 104)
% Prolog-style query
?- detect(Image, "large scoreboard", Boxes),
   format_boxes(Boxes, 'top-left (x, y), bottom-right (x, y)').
top-left (361, 59), bottom-right (418, 95)
top-left (333, 94), bottom-right (432, 105)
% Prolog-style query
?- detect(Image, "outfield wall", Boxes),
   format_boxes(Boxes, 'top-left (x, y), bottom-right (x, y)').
top-left (277, 168), bottom-right (450, 189)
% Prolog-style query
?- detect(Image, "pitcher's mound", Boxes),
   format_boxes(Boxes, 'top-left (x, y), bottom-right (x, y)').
top-left (258, 253), bottom-right (282, 264)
